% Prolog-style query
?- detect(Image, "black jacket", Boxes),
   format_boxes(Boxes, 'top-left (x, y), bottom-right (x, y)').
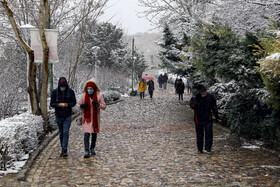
top-left (190, 93), bottom-right (218, 125)
top-left (176, 82), bottom-right (185, 94)
top-left (50, 77), bottom-right (76, 118)
top-left (147, 80), bottom-right (155, 91)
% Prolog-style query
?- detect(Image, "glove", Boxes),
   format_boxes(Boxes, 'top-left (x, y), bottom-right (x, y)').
top-left (80, 104), bottom-right (88, 109)
top-left (92, 101), bottom-right (100, 107)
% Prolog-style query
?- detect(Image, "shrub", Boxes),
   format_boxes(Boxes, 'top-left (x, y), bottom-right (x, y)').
top-left (102, 90), bottom-right (121, 103)
top-left (0, 113), bottom-right (43, 171)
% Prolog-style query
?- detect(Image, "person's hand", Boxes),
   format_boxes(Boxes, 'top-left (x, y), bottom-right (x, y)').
top-left (214, 116), bottom-right (220, 123)
top-left (80, 104), bottom-right (88, 109)
top-left (58, 103), bottom-right (68, 107)
top-left (92, 101), bottom-right (100, 107)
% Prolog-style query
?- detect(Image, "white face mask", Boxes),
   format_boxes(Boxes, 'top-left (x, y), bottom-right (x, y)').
top-left (60, 87), bottom-right (66, 91)
top-left (87, 89), bottom-right (94, 95)
top-left (201, 93), bottom-right (207, 97)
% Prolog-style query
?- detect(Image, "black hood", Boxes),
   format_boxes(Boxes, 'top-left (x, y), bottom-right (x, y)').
top-left (58, 77), bottom-right (69, 88)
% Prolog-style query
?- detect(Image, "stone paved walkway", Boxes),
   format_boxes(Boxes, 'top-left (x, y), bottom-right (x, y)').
top-left (1, 84), bottom-right (280, 186)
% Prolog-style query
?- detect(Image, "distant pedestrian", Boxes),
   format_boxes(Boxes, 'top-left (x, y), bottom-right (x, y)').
top-left (174, 78), bottom-right (179, 93)
top-left (158, 74), bottom-right (163, 90)
top-left (147, 80), bottom-right (155, 100)
top-left (50, 77), bottom-right (77, 158)
top-left (79, 78), bottom-right (106, 158)
top-left (190, 84), bottom-right (218, 154)
top-left (138, 78), bottom-right (147, 99)
top-left (162, 73), bottom-right (168, 90)
top-left (187, 79), bottom-right (192, 95)
top-left (176, 79), bottom-right (185, 100)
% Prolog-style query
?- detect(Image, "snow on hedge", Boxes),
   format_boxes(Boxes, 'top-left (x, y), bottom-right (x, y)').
top-left (0, 112), bottom-right (43, 174)
top-left (102, 90), bottom-right (121, 103)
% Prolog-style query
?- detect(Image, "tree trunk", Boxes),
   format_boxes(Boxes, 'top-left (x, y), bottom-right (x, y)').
top-left (28, 51), bottom-right (42, 115)
top-left (1, 0), bottom-right (41, 115)
top-left (38, 0), bottom-right (50, 134)
top-left (102, 64), bottom-right (107, 90)
top-left (68, 18), bottom-right (86, 88)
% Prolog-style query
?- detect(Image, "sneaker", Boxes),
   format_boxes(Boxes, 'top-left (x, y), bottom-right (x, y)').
top-left (90, 148), bottom-right (96, 156)
top-left (60, 152), bottom-right (64, 157)
top-left (197, 150), bottom-right (203, 154)
top-left (205, 149), bottom-right (212, 154)
top-left (84, 151), bottom-right (90, 158)
top-left (62, 152), bottom-right (68, 158)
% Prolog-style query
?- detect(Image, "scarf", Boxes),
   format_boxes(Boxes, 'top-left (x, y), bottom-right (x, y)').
top-left (83, 82), bottom-right (98, 131)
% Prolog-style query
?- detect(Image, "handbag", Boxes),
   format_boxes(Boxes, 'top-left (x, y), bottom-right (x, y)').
top-left (76, 115), bottom-right (82, 126)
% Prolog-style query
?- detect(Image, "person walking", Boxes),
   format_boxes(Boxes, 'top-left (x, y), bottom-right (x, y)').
top-left (187, 79), bottom-right (192, 95)
top-left (158, 74), bottom-right (163, 90)
top-left (138, 78), bottom-right (147, 99)
top-left (176, 79), bottom-right (185, 100)
top-left (147, 79), bottom-right (155, 100)
top-left (50, 77), bottom-right (77, 158)
top-left (162, 73), bottom-right (168, 90)
top-left (174, 78), bottom-right (179, 94)
top-left (189, 84), bottom-right (218, 154)
top-left (79, 78), bottom-right (106, 158)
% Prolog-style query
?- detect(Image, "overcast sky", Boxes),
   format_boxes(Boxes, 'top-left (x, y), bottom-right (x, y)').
top-left (101, 0), bottom-right (157, 35)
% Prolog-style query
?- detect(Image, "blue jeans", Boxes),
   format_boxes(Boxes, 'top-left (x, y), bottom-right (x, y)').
top-left (56, 116), bottom-right (72, 153)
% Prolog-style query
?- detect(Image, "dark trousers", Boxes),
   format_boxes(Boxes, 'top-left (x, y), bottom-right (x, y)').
top-left (195, 122), bottom-right (213, 152)
top-left (140, 92), bottom-right (145, 99)
top-left (179, 93), bottom-right (183, 100)
top-left (149, 90), bottom-right (154, 98)
top-left (56, 116), bottom-right (72, 153)
top-left (84, 133), bottom-right (97, 151)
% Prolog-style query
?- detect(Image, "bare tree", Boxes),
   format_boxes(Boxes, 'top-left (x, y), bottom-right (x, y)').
top-left (0, 0), bottom-right (109, 131)
top-left (66, 0), bottom-right (109, 88)
top-left (1, 0), bottom-right (41, 116)
top-left (138, 0), bottom-right (218, 27)
top-left (139, 0), bottom-right (280, 34)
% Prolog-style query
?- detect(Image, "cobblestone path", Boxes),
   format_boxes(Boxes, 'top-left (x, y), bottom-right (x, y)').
top-left (1, 84), bottom-right (280, 186)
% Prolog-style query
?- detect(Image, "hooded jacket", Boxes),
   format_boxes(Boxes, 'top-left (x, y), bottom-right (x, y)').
top-left (50, 77), bottom-right (77, 118)
top-left (138, 80), bottom-right (147, 93)
top-left (190, 93), bottom-right (218, 125)
top-left (79, 78), bottom-right (106, 133)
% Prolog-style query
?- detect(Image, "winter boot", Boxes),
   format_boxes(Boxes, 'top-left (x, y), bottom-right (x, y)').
top-left (91, 148), bottom-right (96, 155)
top-left (84, 151), bottom-right (90, 158)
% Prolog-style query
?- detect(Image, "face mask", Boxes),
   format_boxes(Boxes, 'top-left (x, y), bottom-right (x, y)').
top-left (87, 89), bottom-right (94, 95)
top-left (201, 93), bottom-right (207, 97)
top-left (60, 87), bottom-right (66, 91)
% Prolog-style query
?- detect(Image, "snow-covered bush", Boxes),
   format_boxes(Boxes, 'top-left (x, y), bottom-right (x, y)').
top-left (256, 53), bottom-right (280, 110)
top-left (102, 90), bottom-right (121, 103)
top-left (0, 113), bottom-right (43, 171)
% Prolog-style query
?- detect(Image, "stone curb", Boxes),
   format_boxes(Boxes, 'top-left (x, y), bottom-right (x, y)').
top-left (106, 99), bottom-right (124, 106)
top-left (16, 99), bottom-right (122, 181)
top-left (16, 112), bottom-right (80, 181)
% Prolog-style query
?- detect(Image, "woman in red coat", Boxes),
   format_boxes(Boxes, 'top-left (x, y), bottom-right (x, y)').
top-left (79, 78), bottom-right (106, 158)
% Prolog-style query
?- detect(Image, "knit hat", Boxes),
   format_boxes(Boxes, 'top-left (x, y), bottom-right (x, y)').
top-left (197, 84), bottom-right (206, 92)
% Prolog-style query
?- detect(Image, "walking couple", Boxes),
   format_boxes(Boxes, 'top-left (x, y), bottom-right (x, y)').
top-left (50, 77), bottom-right (106, 159)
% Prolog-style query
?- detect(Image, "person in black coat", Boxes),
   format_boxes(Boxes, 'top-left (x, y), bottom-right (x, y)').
top-left (175, 79), bottom-right (185, 100)
top-left (190, 84), bottom-right (218, 154)
top-left (147, 80), bottom-right (155, 99)
top-left (50, 77), bottom-right (76, 157)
